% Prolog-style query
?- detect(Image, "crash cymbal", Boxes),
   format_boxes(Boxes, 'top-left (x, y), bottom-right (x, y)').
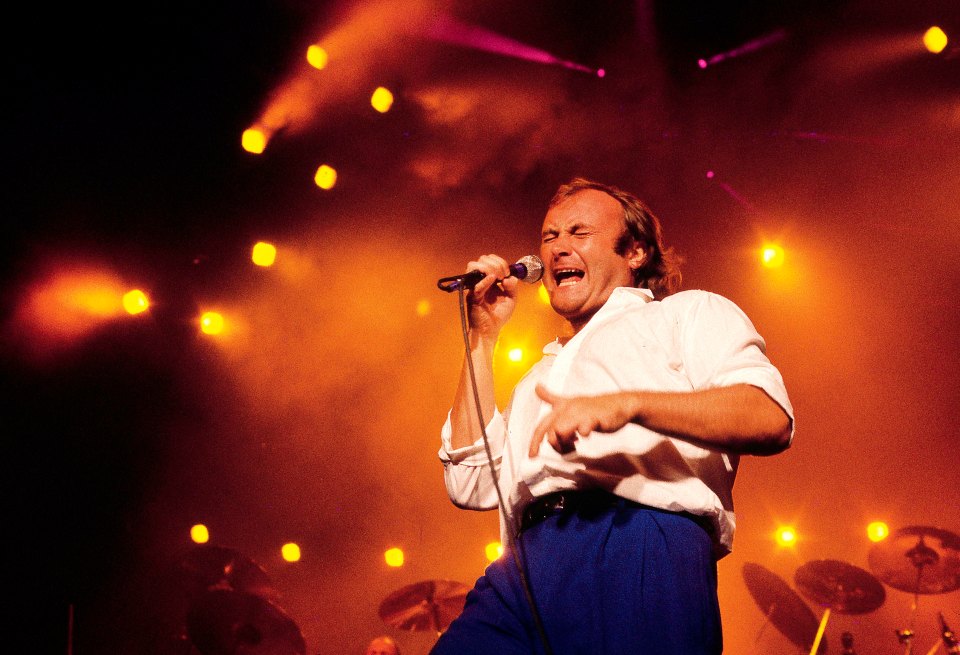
top-left (742, 562), bottom-right (827, 653)
top-left (178, 545), bottom-right (277, 601)
top-left (868, 526), bottom-right (960, 595)
top-left (794, 559), bottom-right (885, 614)
top-left (187, 588), bottom-right (305, 655)
top-left (378, 579), bottom-right (470, 633)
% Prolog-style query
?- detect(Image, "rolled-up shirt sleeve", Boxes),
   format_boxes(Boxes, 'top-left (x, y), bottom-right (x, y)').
top-left (678, 291), bottom-right (795, 443)
top-left (438, 409), bottom-right (506, 510)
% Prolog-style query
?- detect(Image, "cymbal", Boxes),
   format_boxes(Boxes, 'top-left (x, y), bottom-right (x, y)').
top-left (794, 559), bottom-right (885, 614)
top-left (742, 562), bottom-right (827, 654)
top-left (178, 545), bottom-right (277, 601)
top-left (187, 588), bottom-right (306, 655)
top-left (868, 526), bottom-right (960, 595)
top-left (378, 579), bottom-right (471, 633)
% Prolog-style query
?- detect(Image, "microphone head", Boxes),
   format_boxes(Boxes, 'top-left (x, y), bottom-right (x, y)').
top-left (516, 255), bottom-right (544, 284)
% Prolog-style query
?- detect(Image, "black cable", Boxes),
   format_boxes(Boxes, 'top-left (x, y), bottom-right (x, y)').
top-left (455, 286), bottom-right (554, 655)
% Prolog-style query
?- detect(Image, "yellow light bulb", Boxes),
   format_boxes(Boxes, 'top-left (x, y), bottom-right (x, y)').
top-left (384, 547), bottom-right (404, 567)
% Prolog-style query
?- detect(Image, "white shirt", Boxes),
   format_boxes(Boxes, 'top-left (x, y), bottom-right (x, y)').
top-left (438, 287), bottom-right (794, 557)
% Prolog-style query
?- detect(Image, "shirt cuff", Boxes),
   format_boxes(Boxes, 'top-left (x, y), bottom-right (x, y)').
top-left (438, 408), bottom-right (505, 464)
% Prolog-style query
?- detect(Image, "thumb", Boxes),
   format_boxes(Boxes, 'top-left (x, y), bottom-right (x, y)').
top-left (535, 383), bottom-right (557, 405)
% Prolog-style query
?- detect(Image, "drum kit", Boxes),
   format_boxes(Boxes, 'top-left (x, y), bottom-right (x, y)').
top-left (744, 525), bottom-right (960, 655)
top-left (172, 545), bottom-right (471, 654)
top-left (173, 544), bottom-right (306, 655)
top-left (166, 527), bottom-right (959, 654)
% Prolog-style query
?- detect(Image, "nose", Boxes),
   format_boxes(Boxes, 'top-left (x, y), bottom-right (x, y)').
top-left (545, 234), bottom-right (571, 259)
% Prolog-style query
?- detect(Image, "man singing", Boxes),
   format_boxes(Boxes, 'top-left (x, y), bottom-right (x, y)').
top-left (433, 178), bottom-right (794, 654)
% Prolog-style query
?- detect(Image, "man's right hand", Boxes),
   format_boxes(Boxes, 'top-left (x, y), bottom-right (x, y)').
top-left (465, 254), bottom-right (520, 340)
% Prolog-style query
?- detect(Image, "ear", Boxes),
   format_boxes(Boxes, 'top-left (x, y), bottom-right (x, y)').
top-left (628, 246), bottom-right (646, 270)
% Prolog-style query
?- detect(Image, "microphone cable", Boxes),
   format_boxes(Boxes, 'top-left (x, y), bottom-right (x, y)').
top-left (453, 283), bottom-right (554, 655)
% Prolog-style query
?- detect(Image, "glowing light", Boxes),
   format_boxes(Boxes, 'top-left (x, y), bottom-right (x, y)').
top-left (371, 86), bottom-right (394, 113)
top-left (122, 289), bottom-right (149, 315)
top-left (314, 164), bottom-right (337, 190)
top-left (425, 14), bottom-right (595, 75)
top-left (775, 525), bottom-right (797, 547)
top-left (867, 521), bottom-right (890, 542)
top-left (507, 347), bottom-right (523, 362)
top-left (199, 311), bottom-right (225, 335)
top-left (415, 299), bottom-right (431, 316)
top-left (190, 524), bottom-right (209, 544)
top-left (251, 241), bottom-right (277, 267)
top-left (923, 26), bottom-right (948, 54)
top-left (705, 170), bottom-right (715, 179)
top-left (241, 128), bottom-right (266, 154)
top-left (485, 541), bottom-right (503, 561)
top-left (306, 44), bottom-right (329, 69)
top-left (384, 547), bottom-right (404, 567)
top-left (281, 542), bottom-right (301, 562)
top-left (13, 269), bottom-right (135, 347)
top-left (761, 243), bottom-right (785, 269)
top-left (538, 284), bottom-right (551, 304)
top-left (596, 68), bottom-right (605, 78)
top-left (698, 29), bottom-right (787, 68)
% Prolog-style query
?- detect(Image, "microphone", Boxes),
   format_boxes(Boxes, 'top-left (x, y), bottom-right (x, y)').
top-left (437, 255), bottom-right (544, 292)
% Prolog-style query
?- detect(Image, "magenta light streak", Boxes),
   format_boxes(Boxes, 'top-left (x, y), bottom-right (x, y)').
top-left (717, 181), bottom-right (757, 213)
top-left (425, 14), bottom-right (600, 76)
top-left (700, 28), bottom-right (787, 68)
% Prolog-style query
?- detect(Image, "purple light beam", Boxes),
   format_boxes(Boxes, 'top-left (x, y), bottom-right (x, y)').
top-left (425, 14), bottom-right (602, 76)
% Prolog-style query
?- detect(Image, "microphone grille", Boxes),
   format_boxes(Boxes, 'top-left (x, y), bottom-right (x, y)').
top-left (517, 255), bottom-right (544, 284)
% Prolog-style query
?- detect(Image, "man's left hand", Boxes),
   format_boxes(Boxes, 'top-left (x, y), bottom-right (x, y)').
top-left (529, 383), bottom-right (633, 456)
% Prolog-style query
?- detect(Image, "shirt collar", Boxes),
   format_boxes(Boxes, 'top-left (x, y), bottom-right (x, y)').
top-left (543, 287), bottom-right (653, 354)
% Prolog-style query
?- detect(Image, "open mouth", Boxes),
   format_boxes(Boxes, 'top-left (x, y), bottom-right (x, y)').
top-left (554, 268), bottom-right (584, 287)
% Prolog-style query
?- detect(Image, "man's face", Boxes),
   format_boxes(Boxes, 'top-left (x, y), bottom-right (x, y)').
top-left (539, 189), bottom-right (639, 332)
top-left (365, 638), bottom-right (399, 655)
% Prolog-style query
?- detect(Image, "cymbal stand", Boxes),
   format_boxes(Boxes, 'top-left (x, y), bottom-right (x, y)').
top-left (809, 608), bottom-right (831, 655)
top-left (895, 536), bottom-right (940, 655)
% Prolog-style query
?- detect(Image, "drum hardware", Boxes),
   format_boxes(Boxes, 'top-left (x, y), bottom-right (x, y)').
top-left (793, 559), bottom-right (886, 655)
top-left (868, 526), bottom-right (960, 655)
top-left (742, 562), bottom-right (826, 653)
top-left (378, 579), bottom-right (471, 635)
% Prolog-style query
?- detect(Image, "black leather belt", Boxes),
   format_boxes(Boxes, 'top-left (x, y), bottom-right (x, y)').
top-left (519, 489), bottom-right (713, 535)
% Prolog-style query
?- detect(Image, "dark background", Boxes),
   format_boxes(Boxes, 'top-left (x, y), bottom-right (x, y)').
top-left (5, 1), bottom-right (959, 654)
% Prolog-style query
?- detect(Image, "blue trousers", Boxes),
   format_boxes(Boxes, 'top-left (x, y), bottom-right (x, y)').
top-left (431, 501), bottom-right (722, 655)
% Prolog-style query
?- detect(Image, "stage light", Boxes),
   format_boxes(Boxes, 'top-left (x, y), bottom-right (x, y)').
top-left (761, 243), bottom-right (785, 269)
top-left (538, 284), bottom-right (550, 304)
top-left (241, 127), bottom-right (266, 154)
top-left (306, 44), bottom-right (329, 70)
top-left (251, 241), bottom-right (277, 267)
top-left (867, 521), bottom-right (890, 542)
top-left (485, 541), bottom-right (503, 562)
top-left (314, 164), bottom-right (337, 190)
top-left (190, 524), bottom-right (209, 544)
top-left (281, 542), bottom-right (301, 562)
top-left (415, 299), bottom-right (431, 317)
top-left (384, 547), bottom-right (404, 567)
top-left (371, 86), bottom-right (394, 113)
top-left (923, 26), bottom-right (948, 54)
top-left (507, 347), bottom-right (523, 362)
top-left (775, 525), bottom-right (797, 546)
top-left (122, 289), bottom-right (149, 315)
top-left (199, 311), bottom-right (225, 335)
top-left (596, 68), bottom-right (606, 78)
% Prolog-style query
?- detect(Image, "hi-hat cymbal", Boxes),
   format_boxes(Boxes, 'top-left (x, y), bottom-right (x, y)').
top-left (378, 579), bottom-right (470, 633)
top-left (794, 559), bottom-right (886, 614)
top-left (187, 588), bottom-right (306, 655)
top-left (742, 562), bottom-right (827, 654)
top-left (868, 526), bottom-right (960, 595)
top-left (178, 545), bottom-right (277, 601)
